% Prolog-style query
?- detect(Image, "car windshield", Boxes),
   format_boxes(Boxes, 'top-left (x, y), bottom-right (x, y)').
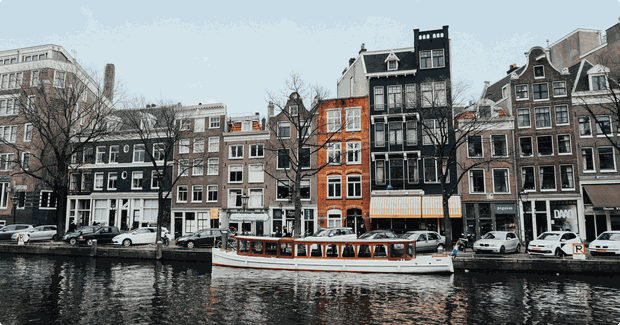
top-left (537, 233), bottom-right (561, 241)
top-left (483, 232), bottom-right (505, 240)
top-left (597, 233), bottom-right (620, 241)
top-left (78, 226), bottom-right (98, 234)
top-left (359, 231), bottom-right (393, 239)
top-left (312, 229), bottom-right (332, 237)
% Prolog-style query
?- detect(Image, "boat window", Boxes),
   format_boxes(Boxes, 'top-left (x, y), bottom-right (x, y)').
top-left (310, 244), bottom-right (323, 257)
top-left (280, 242), bottom-right (293, 256)
top-left (390, 243), bottom-right (405, 258)
top-left (407, 243), bottom-right (415, 257)
top-left (373, 244), bottom-right (388, 258)
top-left (296, 244), bottom-right (307, 257)
top-left (358, 244), bottom-right (371, 258)
top-left (326, 244), bottom-right (339, 257)
top-left (252, 241), bottom-right (264, 254)
top-left (342, 244), bottom-right (355, 258)
top-left (265, 242), bottom-right (278, 255)
top-left (239, 240), bottom-right (250, 253)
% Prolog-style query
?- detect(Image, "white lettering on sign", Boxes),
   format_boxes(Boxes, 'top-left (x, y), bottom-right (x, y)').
top-left (554, 209), bottom-right (574, 219)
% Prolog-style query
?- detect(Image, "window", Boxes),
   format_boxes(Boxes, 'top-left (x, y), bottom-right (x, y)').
top-left (95, 146), bottom-right (106, 164)
top-left (327, 109), bottom-right (341, 132)
top-left (407, 158), bottom-right (419, 183)
top-left (277, 149), bottom-right (290, 169)
top-left (193, 138), bottom-right (204, 153)
top-left (537, 136), bottom-right (553, 156)
top-left (560, 165), bottom-right (574, 190)
top-left (327, 176), bottom-right (342, 198)
top-left (467, 135), bottom-right (483, 158)
top-left (300, 179), bottom-right (311, 200)
top-left (390, 159), bottom-right (404, 185)
top-left (178, 159), bottom-right (189, 177)
top-left (0, 153), bottom-right (14, 171)
top-left (554, 105), bottom-right (569, 125)
top-left (405, 84), bottom-right (416, 108)
top-left (229, 165), bottom-right (243, 183)
top-left (83, 147), bottom-right (94, 164)
top-left (375, 123), bottom-right (385, 147)
top-left (387, 60), bottom-right (397, 71)
top-left (276, 180), bottom-right (290, 200)
top-left (192, 185), bottom-right (203, 202)
top-left (533, 83), bottom-right (548, 100)
top-left (94, 173), bottom-right (104, 190)
top-left (193, 159), bottom-right (204, 176)
top-left (515, 85), bottom-right (528, 100)
top-left (229, 145), bottom-right (243, 159)
top-left (491, 135), bottom-right (507, 157)
top-left (582, 148), bottom-right (594, 172)
top-left (177, 186), bottom-right (188, 203)
top-left (143, 200), bottom-right (157, 222)
top-left (387, 85), bottom-right (402, 109)
top-left (299, 147), bottom-right (311, 168)
top-left (108, 172), bottom-right (117, 190)
top-left (592, 75), bottom-right (607, 91)
top-left (374, 87), bottom-right (384, 111)
top-left (421, 82), bottom-right (446, 107)
top-left (522, 167), bottom-right (535, 191)
top-left (287, 104), bottom-right (298, 117)
top-left (21, 152), bottom-right (29, 170)
top-left (534, 107), bottom-right (551, 128)
top-left (422, 120), bottom-right (440, 145)
top-left (178, 139), bottom-right (190, 154)
top-left (81, 173), bottom-right (92, 191)
top-left (132, 171), bottom-right (143, 189)
top-left (553, 81), bottom-right (567, 96)
top-left (109, 146), bottom-right (119, 163)
top-left (299, 120), bottom-right (310, 138)
top-left (347, 175), bottom-right (362, 198)
top-left (388, 122), bottom-right (403, 145)
top-left (248, 164), bottom-right (264, 183)
top-left (31, 70), bottom-right (40, 87)
top-left (207, 185), bottom-right (218, 202)
top-left (346, 142), bottom-right (361, 164)
top-left (493, 169), bottom-right (509, 193)
top-left (596, 116), bottom-right (612, 136)
top-left (469, 170), bottom-right (485, 193)
top-left (375, 160), bottom-right (385, 185)
top-left (517, 108), bottom-right (531, 127)
top-left (208, 137), bottom-right (219, 152)
top-left (346, 108), bottom-right (361, 131)
top-left (420, 49), bottom-right (445, 69)
top-left (70, 174), bottom-right (80, 191)
top-left (599, 147), bottom-right (616, 171)
top-left (424, 158), bottom-right (438, 183)
top-left (540, 166), bottom-right (556, 190)
top-left (151, 170), bottom-right (162, 189)
top-left (209, 116), bottom-right (220, 129)
top-left (194, 118), bottom-right (205, 132)
top-left (406, 120), bottom-right (417, 145)
top-left (327, 143), bottom-right (341, 164)
top-left (1, 72), bottom-right (22, 89)
top-left (53, 71), bottom-right (66, 88)
top-left (534, 65), bottom-right (544, 78)
top-left (249, 189), bottom-right (263, 208)
top-left (278, 122), bottom-right (291, 138)
top-left (180, 119), bottom-right (190, 131)
top-left (133, 144), bottom-right (145, 162)
top-left (557, 135), bottom-right (571, 154)
top-left (0, 99), bottom-right (18, 116)
top-left (207, 158), bottom-right (219, 175)
top-left (40, 191), bottom-right (57, 209)
top-left (0, 126), bottom-right (17, 143)
top-left (579, 116), bottom-right (592, 137)
top-left (327, 210), bottom-right (342, 228)
top-left (479, 106), bottom-right (491, 118)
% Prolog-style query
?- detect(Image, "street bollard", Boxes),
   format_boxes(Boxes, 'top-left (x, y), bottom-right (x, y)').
top-left (156, 241), bottom-right (163, 260)
top-left (90, 239), bottom-right (98, 257)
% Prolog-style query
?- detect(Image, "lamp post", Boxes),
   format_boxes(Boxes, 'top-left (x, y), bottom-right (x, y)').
top-left (11, 190), bottom-right (19, 225)
top-left (241, 194), bottom-right (249, 212)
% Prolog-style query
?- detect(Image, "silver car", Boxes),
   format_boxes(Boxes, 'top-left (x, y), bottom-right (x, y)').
top-left (401, 231), bottom-right (445, 252)
top-left (473, 231), bottom-right (521, 254)
top-left (306, 227), bottom-right (356, 239)
top-left (11, 225), bottom-right (58, 242)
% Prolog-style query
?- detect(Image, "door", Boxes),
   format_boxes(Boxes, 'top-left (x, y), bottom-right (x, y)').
top-left (417, 233), bottom-right (429, 251)
top-left (109, 210), bottom-right (116, 228)
top-left (121, 210), bottom-right (129, 231)
top-left (428, 232), bottom-right (441, 251)
top-left (174, 213), bottom-right (183, 238)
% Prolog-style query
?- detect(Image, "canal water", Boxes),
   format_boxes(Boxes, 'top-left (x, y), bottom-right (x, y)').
top-left (0, 254), bottom-right (618, 325)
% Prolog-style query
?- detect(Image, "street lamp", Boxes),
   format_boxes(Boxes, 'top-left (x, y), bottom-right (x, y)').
top-left (11, 190), bottom-right (19, 224)
top-left (240, 194), bottom-right (249, 212)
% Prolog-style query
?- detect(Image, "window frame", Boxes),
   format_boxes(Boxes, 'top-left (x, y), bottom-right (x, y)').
top-left (192, 185), bottom-right (203, 203)
top-left (107, 172), bottom-right (117, 190)
top-left (209, 116), bottom-right (221, 129)
top-left (521, 166), bottom-right (536, 192)
top-left (491, 134), bottom-right (508, 158)
top-left (345, 107), bottom-right (361, 132)
top-left (346, 174), bottom-right (362, 199)
top-left (207, 158), bottom-right (219, 175)
top-left (177, 185), bottom-right (188, 203)
top-left (515, 84), bottom-right (529, 101)
top-left (229, 144), bottom-right (244, 159)
top-left (517, 108), bottom-right (531, 128)
top-left (467, 135), bottom-right (483, 158)
top-left (578, 116), bottom-right (592, 137)
top-left (248, 188), bottom-right (264, 208)
top-left (469, 169), bottom-right (485, 194)
top-left (554, 105), bottom-right (569, 126)
top-left (533, 65), bottom-right (545, 78)
top-left (557, 134), bottom-right (572, 155)
top-left (534, 106), bottom-right (552, 129)
top-left (133, 144), bottom-right (146, 162)
top-left (552, 81), bottom-right (567, 97)
top-left (208, 137), bottom-right (220, 152)
top-left (327, 175), bottom-right (342, 199)
top-left (539, 165), bottom-right (557, 191)
top-left (207, 185), bottom-right (218, 202)
top-left (537, 135), bottom-right (554, 157)
top-left (326, 143), bottom-right (341, 165)
top-left (374, 87), bottom-right (384, 111)
top-left (346, 142), bottom-right (361, 165)
top-left (94, 172), bottom-right (104, 191)
top-left (131, 171), bottom-right (143, 190)
top-left (228, 164), bottom-right (244, 183)
top-left (492, 168), bottom-right (510, 194)
top-left (581, 147), bottom-right (595, 173)
top-left (532, 83), bottom-right (549, 101)
top-left (278, 121), bottom-right (291, 139)
top-left (560, 165), bottom-right (575, 190)
top-left (519, 136), bottom-right (533, 157)
top-left (599, 147), bottom-right (616, 172)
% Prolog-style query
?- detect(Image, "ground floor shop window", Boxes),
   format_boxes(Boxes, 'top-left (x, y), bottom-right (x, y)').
top-left (185, 212), bottom-right (196, 233)
top-left (612, 216), bottom-right (620, 230)
top-left (550, 201), bottom-right (578, 232)
top-left (495, 214), bottom-right (517, 233)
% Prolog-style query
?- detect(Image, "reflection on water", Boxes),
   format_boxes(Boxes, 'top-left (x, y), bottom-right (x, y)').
top-left (0, 254), bottom-right (618, 324)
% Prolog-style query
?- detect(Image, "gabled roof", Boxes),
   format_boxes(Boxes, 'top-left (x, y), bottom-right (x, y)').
top-left (483, 66), bottom-right (525, 102)
top-left (569, 60), bottom-right (592, 92)
top-left (363, 49), bottom-right (416, 74)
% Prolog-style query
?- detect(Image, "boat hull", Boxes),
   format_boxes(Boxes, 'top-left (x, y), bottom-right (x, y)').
top-left (212, 248), bottom-right (454, 274)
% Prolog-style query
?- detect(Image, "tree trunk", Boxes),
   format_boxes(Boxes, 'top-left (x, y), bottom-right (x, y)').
top-left (55, 187), bottom-right (68, 240)
top-left (442, 194), bottom-right (453, 250)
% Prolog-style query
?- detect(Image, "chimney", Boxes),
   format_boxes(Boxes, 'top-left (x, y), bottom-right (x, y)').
top-left (349, 58), bottom-right (355, 66)
top-left (359, 43), bottom-right (366, 54)
top-left (103, 64), bottom-right (115, 102)
top-left (267, 101), bottom-right (274, 117)
top-left (261, 117), bottom-right (266, 130)
top-left (506, 64), bottom-right (519, 75)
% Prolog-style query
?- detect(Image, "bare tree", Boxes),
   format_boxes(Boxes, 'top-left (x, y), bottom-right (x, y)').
top-left (1, 62), bottom-right (123, 238)
top-left (264, 73), bottom-right (343, 237)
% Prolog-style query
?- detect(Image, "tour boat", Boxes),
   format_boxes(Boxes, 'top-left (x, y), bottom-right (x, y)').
top-left (212, 236), bottom-right (454, 274)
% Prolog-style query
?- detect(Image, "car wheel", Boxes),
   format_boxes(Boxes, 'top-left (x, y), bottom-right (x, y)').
top-left (187, 241), bottom-right (195, 249)
top-left (122, 239), bottom-right (132, 247)
top-left (515, 244), bottom-right (521, 254)
top-left (51, 235), bottom-right (58, 241)
top-left (555, 248), bottom-right (565, 258)
top-left (69, 238), bottom-right (77, 245)
top-left (500, 246), bottom-right (506, 254)
top-left (86, 239), bottom-right (93, 246)
top-left (436, 244), bottom-right (445, 252)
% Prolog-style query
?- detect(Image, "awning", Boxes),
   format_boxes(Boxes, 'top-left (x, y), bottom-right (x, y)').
top-left (422, 196), bottom-right (461, 218)
top-left (583, 185), bottom-right (620, 208)
top-left (370, 196), bottom-right (422, 218)
top-left (228, 213), bottom-right (269, 222)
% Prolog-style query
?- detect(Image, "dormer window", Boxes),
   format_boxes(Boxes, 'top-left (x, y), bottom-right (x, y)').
top-left (385, 50), bottom-right (400, 71)
top-left (388, 60), bottom-right (397, 71)
top-left (242, 121), bottom-right (252, 131)
top-left (592, 75), bottom-right (607, 91)
top-left (534, 65), bottom-right (545, 78)
top-left (587, 64), bottom-right (610, 91)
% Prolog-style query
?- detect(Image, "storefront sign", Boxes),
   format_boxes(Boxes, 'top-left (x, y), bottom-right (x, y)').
top-left (553, 209), bottom-right (574, 219)
top-left (494, 203), bottom-right (516, 214)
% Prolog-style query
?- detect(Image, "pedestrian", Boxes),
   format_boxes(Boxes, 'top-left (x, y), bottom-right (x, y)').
top-left (358, 223), bottom-right (366, 236)
top-left (283, 226), bottom-right (290, 237)
top-left (68, 221), bottom-right (77, 232)
top-left (275, 227), bottom-right (282, 238)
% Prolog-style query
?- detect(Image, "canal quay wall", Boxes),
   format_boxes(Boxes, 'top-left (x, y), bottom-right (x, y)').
top-left (0, 243), bottom-right (618, 274)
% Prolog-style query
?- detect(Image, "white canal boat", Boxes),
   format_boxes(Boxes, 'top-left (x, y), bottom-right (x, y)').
top-left (212, 236), bottom-right (454, 274)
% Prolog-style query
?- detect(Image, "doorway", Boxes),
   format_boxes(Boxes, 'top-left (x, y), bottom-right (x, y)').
top-left (346, 208), bottom-right (363, 235)
top-left (174, 213), bottom-right (183, 239)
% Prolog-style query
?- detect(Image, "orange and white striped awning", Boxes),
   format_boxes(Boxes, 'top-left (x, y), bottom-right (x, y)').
top-left (370, 195), bottom-right (461, 219)
top-left (422, 196), bottom-right (462, 218)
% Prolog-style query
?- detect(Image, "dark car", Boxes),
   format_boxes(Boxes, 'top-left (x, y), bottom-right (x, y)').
top-left (63, 226), bottom-right (101, 245)
top-left (358, 229), bottom-right (399, 240)
top-left (76, 226), bottom-right (121, 246)
top-left (176, 229), bottom-right (225, 248)
top-left (0, 224), bottom-right (34, 240)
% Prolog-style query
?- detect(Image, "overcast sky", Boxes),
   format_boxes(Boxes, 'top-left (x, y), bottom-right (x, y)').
top-left (1, 1), bottom-right (619, 115)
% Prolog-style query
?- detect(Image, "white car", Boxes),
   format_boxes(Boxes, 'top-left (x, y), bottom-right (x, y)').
top-left (306, 227), bottom-right (356, 239)
top-left (11, 225), bottom-right (58, 242)
top-left (112, 227), bottom-right (174, 247)
top-left (527, 231), bottom-right (582, 257)
top-left (473, 231), bottom-right (520, 254)
top-left (589, 231), bottom-right (620, 256)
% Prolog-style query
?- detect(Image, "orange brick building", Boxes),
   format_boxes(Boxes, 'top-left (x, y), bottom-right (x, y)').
top-left (317, 96), bottom-right (370, 235)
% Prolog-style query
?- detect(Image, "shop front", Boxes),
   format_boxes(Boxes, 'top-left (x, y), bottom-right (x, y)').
top-left (227, 212), bottom-right (269, 235)
top-left (463, 202), bottom-right (518, 242)
top-left (172, 208), bottom-right (220, 238)
top-left (520, 196), bottom-right (583, 244)
top-left (270, 207), bottom-right (316, 237)
top-left (582, 184), bottom-right (620, 241)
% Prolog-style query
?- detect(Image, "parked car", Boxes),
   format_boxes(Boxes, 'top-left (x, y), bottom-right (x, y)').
top-left (306, 227), bottom-right (356, 239)
top-left (75, 226), bottom-right (121, 246)
top-left (401, 231), bottom-right (446, 252)
top-left (64, 226), bottom-right (101, 245)
top-left (112, 227), bottom-right (173, 247)
top-left (11, 225), bottom-right (57, 242)
top-left (358, 229), bottom-right (399, 240)
top-left (0, 224), bottom-right (34, 240)
top-left (589, 231), bottom-right (620, 256)
top-left (527, 231), bottom-right (582, 257)
top-left (473, 231), bottom-right (520, 254)
top-left (176, 229), bottom-right (226, 248)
